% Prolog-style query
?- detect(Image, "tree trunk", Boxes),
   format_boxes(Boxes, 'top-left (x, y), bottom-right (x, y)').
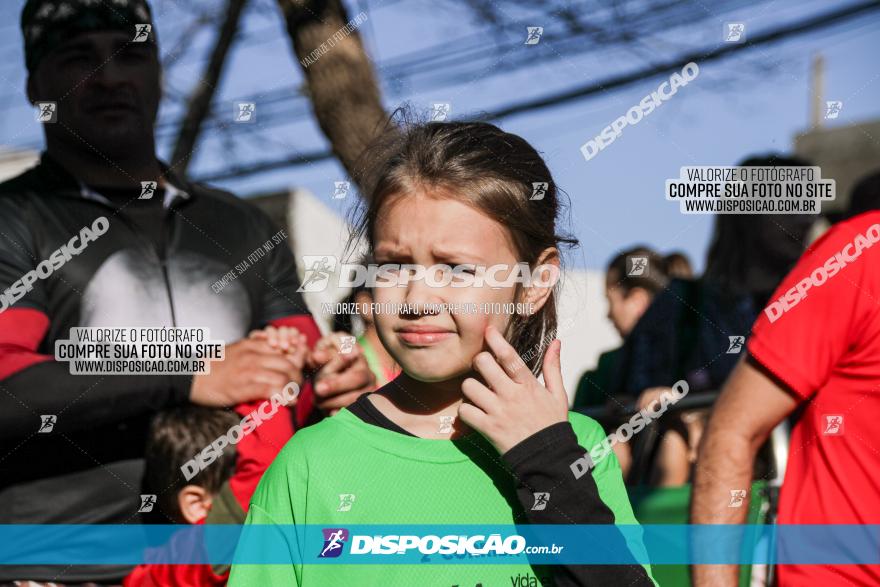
top-left (276, 0), bottom-right (387, 193)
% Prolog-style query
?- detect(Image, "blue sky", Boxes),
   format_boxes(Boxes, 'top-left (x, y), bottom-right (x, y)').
top-left (1, 0), bottom-right (878, 272)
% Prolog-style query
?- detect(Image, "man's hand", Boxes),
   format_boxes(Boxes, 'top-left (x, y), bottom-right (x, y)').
top-left (690, 357), bottom-right (797, 587)
top-left (309, 332), bottom-right (376, 415)
top-left (458, 325), bottom-right (568, 455)
top-left (189, 338), bottom-right (305, 407)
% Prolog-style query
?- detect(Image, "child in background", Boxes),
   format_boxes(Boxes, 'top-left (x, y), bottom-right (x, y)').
top-left (126, 328), bottom-right (308, 586)
top-left (125, 406), bottom-right (243, 587)
top-left (230, 119), bottom-right (655, 586)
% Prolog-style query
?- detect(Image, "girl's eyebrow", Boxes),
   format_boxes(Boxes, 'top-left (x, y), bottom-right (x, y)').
top-left (431, 246), bottom-right (483, 263)
top-left (373, 244), bottom-right (406, 257)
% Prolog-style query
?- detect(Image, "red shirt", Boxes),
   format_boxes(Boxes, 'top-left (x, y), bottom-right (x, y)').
top-left (748, 211), bottom-right (880, 586)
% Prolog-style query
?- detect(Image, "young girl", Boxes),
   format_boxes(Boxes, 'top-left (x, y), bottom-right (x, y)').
top-left (229, 119), bottom-right (655, 586)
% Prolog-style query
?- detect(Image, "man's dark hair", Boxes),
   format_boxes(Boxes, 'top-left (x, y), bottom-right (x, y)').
top-left (143, 406), bottom-right (240, 523)
top-left (21, 0), bottom-right (157, 73)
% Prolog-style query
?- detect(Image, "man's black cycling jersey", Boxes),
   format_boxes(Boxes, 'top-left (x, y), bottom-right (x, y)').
top-left (0, 154), bottom-right (315, 582)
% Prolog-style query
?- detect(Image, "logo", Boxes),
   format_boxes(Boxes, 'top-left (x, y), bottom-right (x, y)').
top-left (139, 181), bottom-right (157, 200)
top-left (824, 101), bottom-right (843, 120)
top-left (138, 494), bottom-right (157, 513)
top-left (332, 181), bottom-right (350, 200)
top-left (1, 217), bottom-right (110, 314)
top-left (298, 256), bottom-right (338, 292)
top-left (133, 24), bottom-right (152, 42)
top-left (628, 256), bottom-right (648, 276)
top-left (319, 528), bottom-right (349, 558)
top-left (765, 223), bottom-right (878, 323)
top-left (580, 63), bottom-right (699, 162)
top-left (728, 489), bottom-right (746, 508)
top-left (431, 103), bottom-right (451, 122)
top-left (351, 533), bottom-right (527, 556)
top-left (530, 182), bottom-right (548, 201)
top-left (823, 415), bottom-right (844, 435)
top-left (339, 336), bottom-right (356, 354)
top-left (525, 27), bottom-right (543, 45)
top-left (234, 102), bottom-right (256, 123)
top-left (572, 380), bottom-right (690, 478)
top-left (36, 102), bottom-right (57, 123)
top-left (297, 260), bottom-right (559, 292)
top-left (181, 383), bottom-right (300, 481)
top-left (337, 493), bottom-right (356, 512)
top-left (438, 415), bottom-right (454, 433)
top-left (531, 492), bottom-right (549, 511)
top-left (38, 414), bottom-right (57, 433)
top-left (724, 23), bottom-right (745, 42)
top-left (726, 335), bottom-right (745, 354)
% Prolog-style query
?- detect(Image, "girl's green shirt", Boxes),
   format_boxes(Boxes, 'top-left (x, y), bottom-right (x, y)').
top-left (229, 408), bottom-right (654, 586)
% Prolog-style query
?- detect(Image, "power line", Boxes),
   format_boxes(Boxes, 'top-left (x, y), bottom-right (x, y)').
top-left (155, 0), bottom-right (764, 143)
top-left (195, 0), bottom-right (880, 182)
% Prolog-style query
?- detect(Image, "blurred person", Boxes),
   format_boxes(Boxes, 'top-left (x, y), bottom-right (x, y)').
top-left (692, 210), bottom-right (880, 586)
top-left (350, 284), bottom-right (401, 387)
top-left (330, 260), bottom-right (402, 389)
top-left (0, 2), bottom-right (373, 584)
top-left (614, 155), bottom-right (816, 486)
top-left (230, 120), bottom-right (655, 586)
top-left (840, 169), bottom-right (880, 222)
top-left (124, 406), bottom-right (244, 587)
top-left (662, 250), bottom-right (694, 279)
top-left (573, 246), bottom-right (671, 409)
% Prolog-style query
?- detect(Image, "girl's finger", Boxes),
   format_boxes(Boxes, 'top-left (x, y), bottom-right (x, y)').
top-left (248, 329), bottom-right (267, 339)
top-left (264, 326), bottom-right (279, 348)
top-left (278, 327), bottom-right (291, 351)
top-left (484, 325), bottom-right (531, 384)
top-left (457, 401), bottom-right (489, 433)
top-left (541, 339), bottom-right (567, 401)
top-left (290, 339), bottom-right (309, 369)
top-left (461, 377), bottom-right (499, 413)
top-left (471, 352), bottom-right (512, 395)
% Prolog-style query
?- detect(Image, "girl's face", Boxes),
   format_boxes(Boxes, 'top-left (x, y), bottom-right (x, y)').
top-left (371, 190), bottom-right (525, 383)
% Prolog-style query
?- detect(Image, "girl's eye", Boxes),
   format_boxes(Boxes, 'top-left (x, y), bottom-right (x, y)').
top-left (451, 265), bottom-right (478, 281)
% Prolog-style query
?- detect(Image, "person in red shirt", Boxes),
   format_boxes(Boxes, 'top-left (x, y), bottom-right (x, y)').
top-left (691, 211), bottom-right (880, 586)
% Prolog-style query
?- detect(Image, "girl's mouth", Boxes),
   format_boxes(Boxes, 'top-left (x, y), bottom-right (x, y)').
top-left (396, 327), bottom-right (455, 346)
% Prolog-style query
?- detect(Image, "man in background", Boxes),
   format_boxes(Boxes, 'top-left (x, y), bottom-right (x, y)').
top-left (0, 1), bottom-right (373, 584)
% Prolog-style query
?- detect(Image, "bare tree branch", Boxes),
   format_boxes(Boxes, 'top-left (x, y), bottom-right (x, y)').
top-left (170, 0), bottom-right (249, 173)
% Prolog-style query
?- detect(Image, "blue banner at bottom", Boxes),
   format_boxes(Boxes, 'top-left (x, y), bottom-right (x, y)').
top-left (0, 525), bottom-right (877, 565)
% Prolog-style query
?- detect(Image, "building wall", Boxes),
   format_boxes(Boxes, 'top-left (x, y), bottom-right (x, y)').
top-left (794, 119), bottom-right (880, 213)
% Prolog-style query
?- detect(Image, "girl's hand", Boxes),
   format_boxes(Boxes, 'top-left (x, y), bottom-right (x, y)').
top-left (248, 326), bottom-right (309, 380)
top-left (309, 332), bottom-right (376, 415)
top-left (458, 324), bottom-right (569, 454)
top-left (248, 325), bottom-right (306, 353)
